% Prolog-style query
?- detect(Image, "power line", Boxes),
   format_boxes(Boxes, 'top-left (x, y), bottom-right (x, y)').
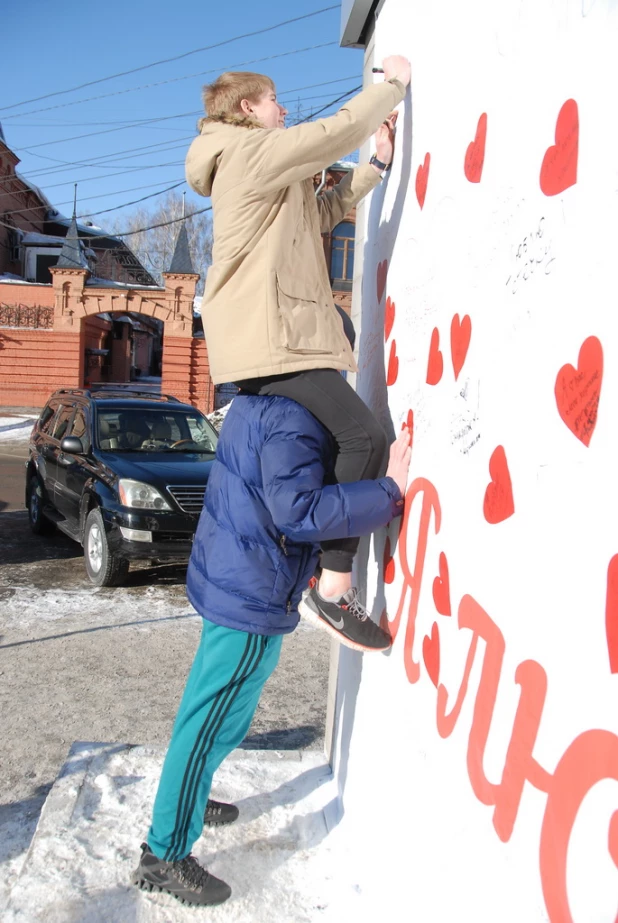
top-left (79, 182), bottom-right (186, 218)
top-left (16, 138), bottom-right (195, 180)
top-left (291, 86), bottom-right (362, 123)
top-left (1, 177), bottom-right (186, 220)
top-left (2, 77), bottom-right (362, 130)
top-left (1, 84), bottom-right (363, 242)
top-left (1, 42), bottom-right (339, 121)
top-left (0, 6), bottom-right (338, 113)
top-left (16, 83), bottom-right (359, 179)
top-left (7, 76), bottom-right (362, 154)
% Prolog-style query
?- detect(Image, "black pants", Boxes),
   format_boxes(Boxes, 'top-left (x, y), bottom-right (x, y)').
top-left (235, 368), bottom-right (389, 573)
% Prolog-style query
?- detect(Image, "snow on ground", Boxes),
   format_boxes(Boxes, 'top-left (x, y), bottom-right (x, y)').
top-left (0, 417), bottom-right (36, 442)
top-left (2, 743), bottom-right (362, 923)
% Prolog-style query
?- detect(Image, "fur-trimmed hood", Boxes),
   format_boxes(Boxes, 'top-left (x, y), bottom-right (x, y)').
top-left (187, 113), bottom-right (263, 197)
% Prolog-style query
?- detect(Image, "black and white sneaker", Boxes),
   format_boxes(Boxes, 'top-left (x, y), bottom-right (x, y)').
top-left (132, 843), bottom-right (231, 906)
top-left (299, 585), bottom-right (392, 653)
top-left (204, 798), bottom-right (239, 827)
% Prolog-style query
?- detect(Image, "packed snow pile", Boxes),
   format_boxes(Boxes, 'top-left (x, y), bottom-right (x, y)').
top-left (1, 742), bottom-right (363, 922)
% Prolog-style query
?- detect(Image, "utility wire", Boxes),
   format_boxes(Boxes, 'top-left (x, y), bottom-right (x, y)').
top-left (1, 42), bottom-right (339, 121)
top-left (0, 84), bottom-right (362, 240)
top-left (78, 182), bottom-right (186, 218)
top-left (16, 138), bottom-right (194, 180)
top-left (4, 77), bottom-right (362, 131)
top-left (8, 76), bottom-right (361, 154)
top-left (0, 6), bottom-right (338, 113)
top-left (2, 178), bottom-right (186, 220)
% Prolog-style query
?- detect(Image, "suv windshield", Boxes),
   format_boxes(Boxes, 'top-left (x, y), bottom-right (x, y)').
top-left (97, 408), bottom-right (218, 454)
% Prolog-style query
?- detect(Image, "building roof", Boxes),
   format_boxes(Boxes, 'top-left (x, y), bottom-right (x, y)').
top-left (0, 122), bottom-right (5, 144)
top-left (55, 213), bottom-right (89, 270)
top-left (169, 223), bottom-right (195, 274)
top-left (340, 0), bottom-right (374, 47)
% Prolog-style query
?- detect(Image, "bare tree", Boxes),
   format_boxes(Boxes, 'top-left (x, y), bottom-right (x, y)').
top-left (109, 191), bottom-right (212, 294)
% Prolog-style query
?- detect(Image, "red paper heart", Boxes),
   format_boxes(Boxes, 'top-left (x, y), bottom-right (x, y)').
top-left (426, 327), bottom-right (443, 385)
top-left (483, 445), bottom-right (515, 524)
top-left (423, 622), bottom-right (440, 687)
top-left (383, 537), bottom-right (396, 584)
top-left (432, 552), bottom-right (451, 617)
top-left (606, 555), bottom-right (618, 674)
top-left (386, 340), bottom-right (399, 386)
top-left (464, 113), bottom-right (487, 183)
top-left (376, 260), bottom-right (388, 303)
top-left (450, 313), bottom-right (472, 381)
top-left (540, 99), bottom-right (579, 196)
top-left (416, 153), bottom-right (430, 209)
top-left (384, 296), bottom-right (395, 341)
top-left (554, 336), bottom-right (603, 447)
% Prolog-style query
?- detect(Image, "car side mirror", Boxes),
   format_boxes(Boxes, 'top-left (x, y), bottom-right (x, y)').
top-left (60, 436), bottom-right (84, 454)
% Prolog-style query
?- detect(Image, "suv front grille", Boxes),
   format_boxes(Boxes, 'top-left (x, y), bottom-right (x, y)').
top-left (167, 486), bottom-right (206, 514)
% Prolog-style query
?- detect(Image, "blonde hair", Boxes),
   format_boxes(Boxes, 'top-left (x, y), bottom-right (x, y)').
top-left (202, 71), bottom-right (274, 123)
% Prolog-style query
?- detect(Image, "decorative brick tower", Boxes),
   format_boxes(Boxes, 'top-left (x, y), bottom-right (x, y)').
top-left (161, 223), bottom-right (213, 412)
top-left (49, 212), bottom-right (90, 390)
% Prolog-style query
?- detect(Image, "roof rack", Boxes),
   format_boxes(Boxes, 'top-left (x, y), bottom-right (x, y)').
top-left (88, 383), bottom-right (181, 402)
top-left (54, 384), bottom-right (182, 402)
top-left (56, 388), bottom-right (90, 397)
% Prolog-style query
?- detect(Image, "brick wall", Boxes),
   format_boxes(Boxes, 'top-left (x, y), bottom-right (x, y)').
top-left (0, 328), bottom-right (84, 408)
top-left (161, 336), bottom-right (214, 414)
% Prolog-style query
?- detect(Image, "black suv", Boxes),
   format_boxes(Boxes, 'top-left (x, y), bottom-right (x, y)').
top-left (25, 386), bottom-right (219, 586)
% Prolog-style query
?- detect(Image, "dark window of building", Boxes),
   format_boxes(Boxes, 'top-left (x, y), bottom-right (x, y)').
top-left (330, 221), bottom-right (355, 290)
top-left (36, 254), bottom-right (59, 284)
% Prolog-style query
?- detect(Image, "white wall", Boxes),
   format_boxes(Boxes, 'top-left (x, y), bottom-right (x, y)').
top-left (330, 2), bottom-right (618, 920)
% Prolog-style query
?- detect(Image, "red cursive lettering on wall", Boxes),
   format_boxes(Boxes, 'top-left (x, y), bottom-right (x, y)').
top-left (381, 478), bottom-right (441, 683)
top-left (387, 474), bottom-right (618, 921)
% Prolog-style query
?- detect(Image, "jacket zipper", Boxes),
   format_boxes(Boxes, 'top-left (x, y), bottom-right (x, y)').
top-left (280, 535), bottom-right (293, 612)
top-left (281, 534), bottom-right (309, 614)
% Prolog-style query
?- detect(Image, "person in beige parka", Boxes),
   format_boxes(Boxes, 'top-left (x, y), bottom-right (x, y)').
top-left (185, 56), bottom-right (411, 651)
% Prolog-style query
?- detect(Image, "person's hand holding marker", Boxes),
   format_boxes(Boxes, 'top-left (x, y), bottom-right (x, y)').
top-left (373, 56), bottom-right (411, 86)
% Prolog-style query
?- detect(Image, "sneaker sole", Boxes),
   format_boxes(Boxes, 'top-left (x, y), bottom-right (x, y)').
top-left (298, 599), bottom-right (391, 653)
top-left (204, 815), bottom-right (237, 828)
top-left (132, 875), bottom-right (231, 907)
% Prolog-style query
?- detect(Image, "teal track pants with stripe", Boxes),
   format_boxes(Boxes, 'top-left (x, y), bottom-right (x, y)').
top-left (147, 619), bottom-right (283, 861)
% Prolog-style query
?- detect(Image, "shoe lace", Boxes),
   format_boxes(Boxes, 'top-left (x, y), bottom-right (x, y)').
top-left (346, 590), bottom-right (368, 622)
top-left (173, 854), bottom-right (210, 892)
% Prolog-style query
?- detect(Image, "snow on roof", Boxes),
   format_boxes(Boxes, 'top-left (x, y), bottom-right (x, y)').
top-left (0, 273), bottom-right (48, 286)
top-left (50, 213), bottom-right (121, 241)
top-left (85, 276), bottom-right (163, 291)
top-left (20, 232), bottom-right (66, 246)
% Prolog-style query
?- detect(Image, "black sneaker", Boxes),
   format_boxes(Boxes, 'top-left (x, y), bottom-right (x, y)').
top-left (299, 585), bottom-right (392, 652)
top-left (204, 798), bottom-right (239, 827)
top-left (132, 843), bottom-right (231, 906)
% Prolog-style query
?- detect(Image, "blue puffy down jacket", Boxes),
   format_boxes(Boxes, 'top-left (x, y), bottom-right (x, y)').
top-left (186, 394), bottom-right (403, 635)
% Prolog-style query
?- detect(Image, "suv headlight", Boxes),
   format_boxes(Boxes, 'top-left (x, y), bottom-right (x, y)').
top-left (118, 479), bottom-right (171, 511)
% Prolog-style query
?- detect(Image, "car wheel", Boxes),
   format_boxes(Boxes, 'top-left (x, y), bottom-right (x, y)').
top-left (84, 508), bottom-right (129, 587)
top-left (28, 475), bottom-right (56, 535)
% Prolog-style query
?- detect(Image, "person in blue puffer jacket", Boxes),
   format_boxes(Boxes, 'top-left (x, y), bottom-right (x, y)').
top-left (132, 363), bottom-right (411, 907)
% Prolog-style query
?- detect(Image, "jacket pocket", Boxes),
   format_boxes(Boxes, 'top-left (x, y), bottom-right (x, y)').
top-left (276, 274), bottom-right (335, 356)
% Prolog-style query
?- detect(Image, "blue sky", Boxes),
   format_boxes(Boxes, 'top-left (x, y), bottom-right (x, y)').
top-left (0, 1), bottom-right (362, 231)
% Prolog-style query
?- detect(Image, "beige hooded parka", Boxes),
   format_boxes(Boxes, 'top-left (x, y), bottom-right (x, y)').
top-left (185, 78), bottom-right (406, 384)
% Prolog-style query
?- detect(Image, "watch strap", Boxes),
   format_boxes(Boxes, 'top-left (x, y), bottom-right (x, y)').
top-left (370, 153), bottom-right (391, 173)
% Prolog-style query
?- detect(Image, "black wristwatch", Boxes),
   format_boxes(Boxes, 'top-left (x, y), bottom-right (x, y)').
top-left (370, 153), bottom-right (392, 173)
